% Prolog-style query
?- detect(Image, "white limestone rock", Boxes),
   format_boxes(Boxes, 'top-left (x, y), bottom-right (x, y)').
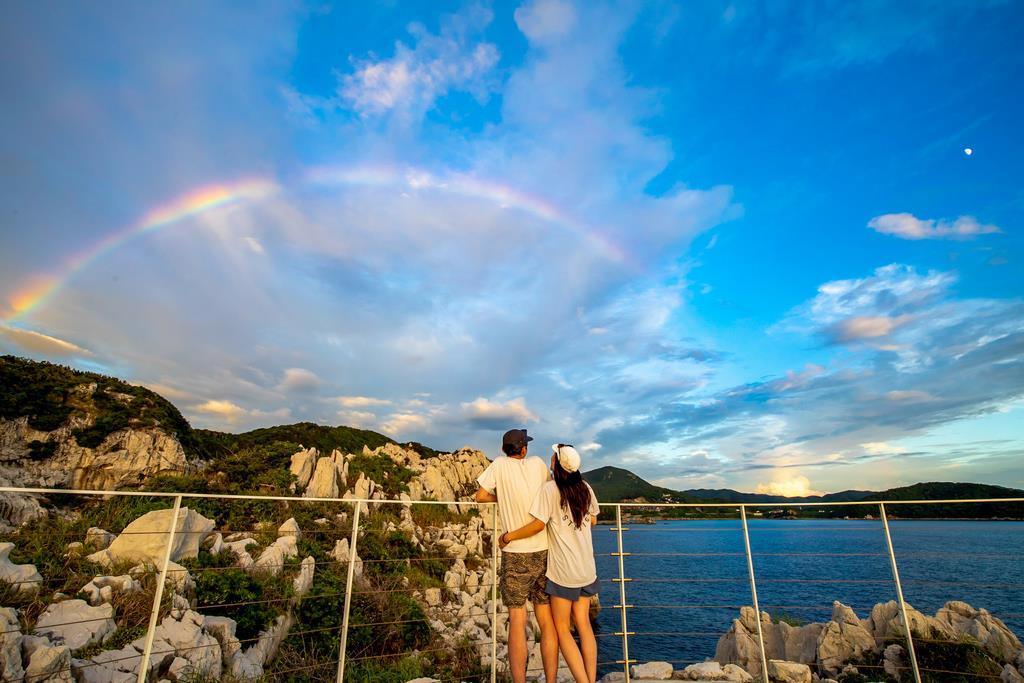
top-left (157, 611), bottom-right (222, 679)
top-left (766, 659), bottom-right (811, 683)
top-left (883, 644), bottom-right (905, 679)
top-left (88, 643), bottom-right (140, 673)
top-left (723, 663), bottom-right (755, 682)
top-left (680, 661), bottom-right (730, 680)
top-left (203, 616), bottom-right (241, 665)
top-left (0, 607), bottom-right (24, 683)
top-left (254, 536), bottom-right (298, 576)
top-left (816, 602), bottom-right (876, 675)
top-left (289, 448), bottom-right (318, 490)
top-left (80, 574), bottom-right (142, 606)
top-left (305, 457), bottom-right (340, 498)
top-left (223, 538), bottom-right (257, 569)
top-left (293, 556), bottom-right (315, 598)
top-left (1002, 664), bottom-right (1024, 683)
top-left (34, 600), bottom-right (114, 650)
top-left (24, 643), bottom-right (73, 683)
top-left (83, 528), bottom-right (116, 552)
top-left (631, 661), bottom-right (673, 679)
top-left (87, 507), bottom-right (214, 567)
top-left (72, 656), bottom-right (135, 683)
top-left (0, 542), bottom-right (42, 595)
top-left (936, 601), bottom-right (1023, 663)
top-left (277, 517), bottom-right (301, 540)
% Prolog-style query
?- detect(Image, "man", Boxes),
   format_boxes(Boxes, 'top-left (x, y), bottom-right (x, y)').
top-left (476, 428), bottom-right (558, 683)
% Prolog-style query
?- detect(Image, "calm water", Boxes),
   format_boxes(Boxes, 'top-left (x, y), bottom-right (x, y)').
top-left (590, 519), bottom-right (1024, 673)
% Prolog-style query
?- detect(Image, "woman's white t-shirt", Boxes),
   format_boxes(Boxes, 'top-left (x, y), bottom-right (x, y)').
top-left (529, 481), bottom-right (600, 588)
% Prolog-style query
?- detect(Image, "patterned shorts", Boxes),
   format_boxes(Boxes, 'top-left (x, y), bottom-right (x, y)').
top-left (499, 550), bottom-right (549, 608)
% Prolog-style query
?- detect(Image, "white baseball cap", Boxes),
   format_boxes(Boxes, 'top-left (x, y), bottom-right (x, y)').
top-left (551, 443), bottom-right (581, 473)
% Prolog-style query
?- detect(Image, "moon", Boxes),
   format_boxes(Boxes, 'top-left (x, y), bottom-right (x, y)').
top-left (964, 147), bottom-right (973, 156)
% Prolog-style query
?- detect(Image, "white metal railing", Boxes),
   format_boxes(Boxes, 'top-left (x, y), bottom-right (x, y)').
top-left (0, 486), bottom-right (1021, 683)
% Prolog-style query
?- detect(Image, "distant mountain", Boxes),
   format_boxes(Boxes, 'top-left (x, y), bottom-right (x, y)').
top-left (850, 481), bottom-right (1024, 518)
top-left (582, 462), bottom-right (1023, 518)
top-left (681, 488), bottom-right (875, 504)
top-left (584, 466), bottom-right (705, 504)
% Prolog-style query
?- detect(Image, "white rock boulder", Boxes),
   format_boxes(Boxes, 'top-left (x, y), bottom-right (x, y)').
top-left (87, 507), bottom-right (214, 567)
top-left (631, 661), bottom-right (673, 679)
top-left (34, 600), bottom-right (115, 650)
top-left (0, 542), bottom-right (42, 595)
top-left (767, 659), bottom-right (811, 683)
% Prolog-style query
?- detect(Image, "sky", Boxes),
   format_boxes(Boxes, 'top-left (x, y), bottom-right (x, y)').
top-left (1, 1), bottom-right (1022, 496)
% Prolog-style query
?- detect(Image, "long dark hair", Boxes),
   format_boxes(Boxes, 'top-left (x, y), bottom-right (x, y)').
top-left (552, 450), bottom-right (591, 529)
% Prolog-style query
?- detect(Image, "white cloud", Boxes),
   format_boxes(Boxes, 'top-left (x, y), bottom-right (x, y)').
top-left (755, 475), bottom-right (824, 498)
top-left (337, 395), bottom-right (393, 408)
top-left (461, 397), bottom-right (537, 428)
top-left (861, 442), bottom-right (908, 456)
top-left (830, 315), bottom-right (911, 342)
top-left (194, 399), bottom-right (247, 422)
top-left (243, 237), bottom-right (265, 254)
top-left (278, 368), bottom-right (322, 393)
top-left (379, 412), bottom-right (432, 437)
top-left (514, 0), bottom-right (577, 43)
top-left (0, 325), bottom-right (92, 357)
top-left (868, 213), bottom-right (1000, 240)
top-left (339, 7), bottom-right (499, 118)
top-left (886, 390), bottom-right (935, 402)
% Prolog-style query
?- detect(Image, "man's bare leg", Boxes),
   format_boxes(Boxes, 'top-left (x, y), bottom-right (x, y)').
top-left (534, 601), bottom-right (558, 683)
top-left (508, 605), bottom-right (529, 683)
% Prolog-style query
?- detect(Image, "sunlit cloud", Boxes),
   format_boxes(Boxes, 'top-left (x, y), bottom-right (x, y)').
top-left (194, 399), bottom-right (247, 422)
top-left (868, 213), bottom-right (1000, 241)
top-left (461, 397), bottom-right (537, 429)
top-left (755, 475), bottom-right (824, 498)
top-left (0, 325), bottom-right (91, 357)
top-left (278, 368), bottom-right (323, 393)
top-left (336, 396), bottom-right (393, 408)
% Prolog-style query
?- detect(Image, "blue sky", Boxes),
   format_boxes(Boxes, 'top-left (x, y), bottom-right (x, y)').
top-left (2, 1), bottom-right (1022, 495)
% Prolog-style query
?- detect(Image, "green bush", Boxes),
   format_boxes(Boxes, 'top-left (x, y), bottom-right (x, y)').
top-left (192, 568), bottom-right (284, 641)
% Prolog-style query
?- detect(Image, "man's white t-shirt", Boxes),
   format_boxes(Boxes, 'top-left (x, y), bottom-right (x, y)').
top-left (529, 481), bottom-right (600, 588)
top-left (477, 455), bottom-right (550, 553)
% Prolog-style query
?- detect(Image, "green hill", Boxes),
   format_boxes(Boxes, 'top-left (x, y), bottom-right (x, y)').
top-left (584, 466), bottom-right (704, 503)
top-left (853, 481), bottom-right (1024, 518)
top-left (0, 354), bottom-right (200, 455)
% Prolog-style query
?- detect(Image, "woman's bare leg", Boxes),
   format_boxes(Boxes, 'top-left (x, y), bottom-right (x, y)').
top-left (550, 595), bottom-right (589, 683)
top-left (571, 596), bottom-right (597, 683)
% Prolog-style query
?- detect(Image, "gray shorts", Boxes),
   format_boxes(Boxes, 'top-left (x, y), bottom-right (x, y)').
top-left (544, 577), bottom-right (600, 601)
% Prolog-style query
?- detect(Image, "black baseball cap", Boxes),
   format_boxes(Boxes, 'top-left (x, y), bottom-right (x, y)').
top-left (502, 429), bottom-right (534, 450)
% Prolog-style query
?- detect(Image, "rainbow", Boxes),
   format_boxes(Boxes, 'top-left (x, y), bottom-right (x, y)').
top-left (304, 164), bottom-right (633, 266)
top-left (5, 178), bottom-right (278, 321)
top-left (5, 165), bottom-right (633, 322)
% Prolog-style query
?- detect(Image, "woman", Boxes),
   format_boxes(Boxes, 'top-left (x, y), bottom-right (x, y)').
top-left (499, 443), bottom-right (600, 683)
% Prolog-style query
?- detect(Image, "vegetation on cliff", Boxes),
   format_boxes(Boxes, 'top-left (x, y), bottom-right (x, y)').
top-left (0, 355), bottom-right (199, 454)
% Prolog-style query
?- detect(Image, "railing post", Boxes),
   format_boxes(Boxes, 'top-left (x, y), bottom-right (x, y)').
top-left (490, 503), bottom-right (499, 683)
top-left (336, 500), bottom-right (363, 683)
top-left (138, 494), bottom-right (182, 683)
top-left (740, 505), bottom-right (769, 683)
top-left (613, 505), bottom-right (634, 683)
top-left (880, 503), bottom-right (922, 683)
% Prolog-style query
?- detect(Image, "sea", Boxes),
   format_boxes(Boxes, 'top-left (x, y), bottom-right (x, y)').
top-left (589, 519), bottom-right (1024, 674)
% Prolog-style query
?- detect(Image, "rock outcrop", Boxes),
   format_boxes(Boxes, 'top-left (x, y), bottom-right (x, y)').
top-left (0, 415), bottom-right (191, 494)
top-left (716, 600), bottom-right (1024, 679)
